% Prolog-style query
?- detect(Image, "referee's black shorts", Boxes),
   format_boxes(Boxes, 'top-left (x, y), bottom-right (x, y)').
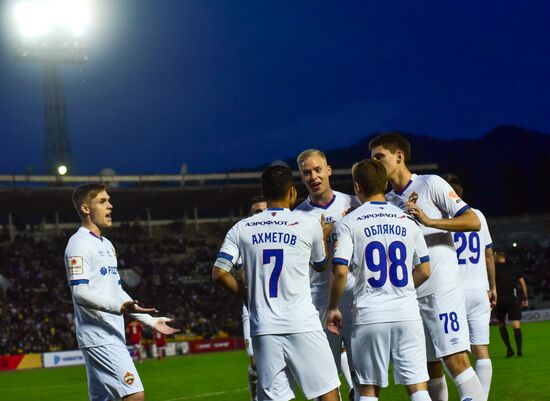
top-left (495, 297), bottom-right (522, 321)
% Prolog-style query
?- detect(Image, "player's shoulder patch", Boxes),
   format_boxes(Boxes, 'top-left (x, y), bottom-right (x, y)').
top-left (67, 256), bottom-right (83, 275)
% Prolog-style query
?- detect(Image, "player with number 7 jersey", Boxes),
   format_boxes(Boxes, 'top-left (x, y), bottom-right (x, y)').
top-left (212, 166), bottom-right (340, 401)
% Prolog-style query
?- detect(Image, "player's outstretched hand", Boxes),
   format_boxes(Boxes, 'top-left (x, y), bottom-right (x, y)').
top-left (404, 202), bottom-right (432, 227)
top-left (326, 308), bottom-right (343, 336)
top-left (320, 213), bottom-right (335, 238)
top-left (153, 317), bottom-right (181, 335)
top-left (120, 300), bottom-right (159, 315)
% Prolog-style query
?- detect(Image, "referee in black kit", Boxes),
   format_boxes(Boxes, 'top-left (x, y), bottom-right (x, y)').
top-left (494, 250), bottom-right (528, 357)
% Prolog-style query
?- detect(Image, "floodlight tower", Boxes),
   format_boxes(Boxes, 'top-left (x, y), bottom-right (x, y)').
top-left (12, 0), bottom-right (91, 174)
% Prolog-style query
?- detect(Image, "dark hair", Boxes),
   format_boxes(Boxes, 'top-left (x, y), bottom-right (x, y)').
top-left (368, 131), bottom-right (411, 165)
top-left (72, 183), bottom-right (107, 216)
top-left (249, 195), bottom-right (267, 215)
top-left (352, 159), bottom-right (388, 197)
top-left (442, 174), bottom-right (464, 198)
top-left (261, 166), bottom-right (294, 200)
top-left (249, 195), bottom-right (267, 208)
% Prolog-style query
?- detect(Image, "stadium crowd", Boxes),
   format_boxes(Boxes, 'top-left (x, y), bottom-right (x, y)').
top-left (0, 222), bottom-right (240, 355)
top-left (0, 222), bottom-right (548, 356)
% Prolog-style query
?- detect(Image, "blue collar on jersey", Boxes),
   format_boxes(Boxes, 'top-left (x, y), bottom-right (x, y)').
top-left (394, 178), bottom-right (413, 196)
top-left (266, 207), bottom-right (285, 211)
top-left (369, 201), bottom-right (388, 205)
top-left (88, 231), bottom-right (103, 241)
top-left (309, 193), bottom-right (336, 209)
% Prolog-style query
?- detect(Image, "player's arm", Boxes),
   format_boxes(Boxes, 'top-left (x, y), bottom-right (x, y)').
top-left (327, 263), bottom-right (348, 335)
top-left (406, 176), bottom-right (480, 231)
top-left (412, 261), bottom-right (431, 288)
top-left (212, 267), bottom-right (247, 302)
top-left (118, 289), bottom-right (180, 335)
top-left (309, 214), bottom-right (332, 272)
top-left (212, 224), bottom-right (247, 301)
top-left (326, 222), bottom-right (353, 334)
top-left (406, 203), bottom-right (481, 232)
top-left (518, 276), bottom-right (529, 308)
top-left (485, 247), bottom-right (497, 307)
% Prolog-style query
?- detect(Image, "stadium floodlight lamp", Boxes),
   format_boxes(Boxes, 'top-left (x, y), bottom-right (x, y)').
top-left (57, 165), bottom-right (68, 175)
top-left (13, 0), bottom-right (91, 38)
top-left (512, 242), bottom-right (517, 248)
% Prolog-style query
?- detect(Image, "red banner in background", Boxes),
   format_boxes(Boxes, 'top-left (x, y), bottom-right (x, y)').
top-left (0, 355), bottom-right (24, 371)
top-left (189, 338), bottom-right (245, 354)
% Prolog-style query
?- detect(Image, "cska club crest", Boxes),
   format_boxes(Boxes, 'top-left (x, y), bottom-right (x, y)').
top-left (408, 192), bottom-right (419, 204)
top-left (124, 371), bottom-right (135, 385)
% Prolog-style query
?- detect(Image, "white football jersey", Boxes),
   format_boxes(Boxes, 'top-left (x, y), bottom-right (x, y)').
top-left (454, 208), bottom-right (493, 291)
top-left (385, 174), bottom-right (470, 298)
top-left (65, 227), bottom-right (126, 348)
top-left (293, 191), bottom-right (361, 309)
top-left (334, 201), bottom-right (430, 324)
top-left (215, 208), bottom-right (325, 336)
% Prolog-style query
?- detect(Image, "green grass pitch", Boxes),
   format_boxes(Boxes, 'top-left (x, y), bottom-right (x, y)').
top-left (1, 321), bottom-right (548, 401)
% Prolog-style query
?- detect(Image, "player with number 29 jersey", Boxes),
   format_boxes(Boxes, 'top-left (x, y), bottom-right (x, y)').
top-left (455, 208), bottom-right (493, 291)
top-left (215, 208), bottom-right (326, 336)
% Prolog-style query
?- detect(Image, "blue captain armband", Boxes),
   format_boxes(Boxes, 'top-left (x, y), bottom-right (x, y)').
top-left (214, 253), bottom-right (235, 272)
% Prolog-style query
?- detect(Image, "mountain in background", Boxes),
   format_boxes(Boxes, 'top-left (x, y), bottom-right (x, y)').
top-left (276, 125), bottom-right (550, 217)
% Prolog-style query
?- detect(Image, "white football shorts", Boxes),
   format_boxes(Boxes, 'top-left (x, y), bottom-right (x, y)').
top-left (252, 331), bottom-right (340, 400)
top-left (352, 320), bottom-right (429, 387)
top-left (82, 342), bottom-right (143, 401)
top-left (464, 289), bottom-right (491, 345)
top-left (418, 285), bottom-right (471, 361)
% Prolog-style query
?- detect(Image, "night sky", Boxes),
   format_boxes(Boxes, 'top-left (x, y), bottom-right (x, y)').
top-left (1, 0), bottom-right (549, 174)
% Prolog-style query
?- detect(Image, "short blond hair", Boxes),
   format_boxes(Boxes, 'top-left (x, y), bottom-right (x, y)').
top-left (296, 149), bottom-right (327, 169)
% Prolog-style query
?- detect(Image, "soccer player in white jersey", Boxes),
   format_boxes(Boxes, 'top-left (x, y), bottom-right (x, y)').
top-left (369, 132), bottom-right (485, 401)
top-left (327, 159), bottom-right (432, 401)
top-left (65, 184), bottom-right (179, 401)
top-left (444, 174), bottom-right (496, 400)
top-left (212, 166), bottom-right (340, 401)
top-left (294, 149), bottom-right (361, 400)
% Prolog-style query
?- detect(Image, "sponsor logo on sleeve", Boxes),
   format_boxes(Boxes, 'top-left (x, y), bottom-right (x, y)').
top-left (448, 191), bottom-right (463, 203)
top-left (67, 256), bottom-right (83, 275)
top-left (124, 371), bottom-right (135, 385)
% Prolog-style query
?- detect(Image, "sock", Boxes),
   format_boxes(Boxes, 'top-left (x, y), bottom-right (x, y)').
top-left (340, 351), bottom-right (353, 389)
top-left (410, 390), bottom-right (432, 401)
top-left (514, 328), bottom-right (523, 355)
top-left (359, 397), bottom-right (377, 401)
top-left (475, 359), bottom-right (492, 400)
top-left (499, 326), bottom-right (513, 352)
top-left (428, 376), bottom-right (448, 401)
top-left (247, 365), bottom-right (258, 401)
top-left (452, 367), bottom-right (484, 401)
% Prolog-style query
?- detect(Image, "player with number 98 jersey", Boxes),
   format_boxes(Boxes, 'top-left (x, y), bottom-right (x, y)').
top-left (334, 201), bottom-right (430, 325)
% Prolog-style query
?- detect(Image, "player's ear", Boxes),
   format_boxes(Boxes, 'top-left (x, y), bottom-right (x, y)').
top-left (396, 150), bottom-right (403, 164)
top-left (327, 164), bottom-right (332, 176)
top-left (353, 181), bottom-right (362, 197)
top-left (289, 185), bottom-right (297, 206)
top-left (79, 202), bottom-right (90, 216)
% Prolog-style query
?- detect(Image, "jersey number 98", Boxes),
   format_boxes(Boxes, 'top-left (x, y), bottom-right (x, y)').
top-left (365, 241), bottom-right (408, 288)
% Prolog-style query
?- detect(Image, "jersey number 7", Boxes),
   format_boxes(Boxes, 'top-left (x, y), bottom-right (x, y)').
top-left (263, 249), bottom-right (284, 298)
